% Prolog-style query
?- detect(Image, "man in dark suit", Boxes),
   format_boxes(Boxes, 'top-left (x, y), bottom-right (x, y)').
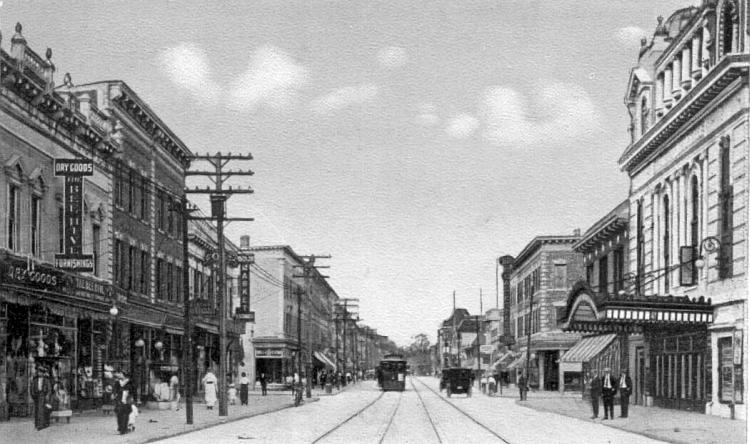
top-left (113, 370), bottom-right (134, 434)
top-left (618, 368), bottom-right (633, 418)
top-left (588, 372), bottom-right (602, 419)
top-left (601, 367), bottom-right (617, 420)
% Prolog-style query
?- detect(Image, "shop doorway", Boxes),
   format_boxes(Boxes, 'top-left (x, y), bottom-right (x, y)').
top-left (635, 346), bottom-right (645, 405)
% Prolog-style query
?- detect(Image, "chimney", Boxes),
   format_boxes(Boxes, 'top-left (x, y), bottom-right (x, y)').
top-left (573, 228), bottom-right (581, 237)
top-left (240, 235), bottom-right (250, 250)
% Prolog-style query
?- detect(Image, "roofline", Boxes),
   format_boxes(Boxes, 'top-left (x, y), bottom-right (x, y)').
top-left (573, 200), bottom-right (630, 252)
top-left (514, 235), bottom-right (580, 268)
top-left (249, 244), bottom-right (338, 298)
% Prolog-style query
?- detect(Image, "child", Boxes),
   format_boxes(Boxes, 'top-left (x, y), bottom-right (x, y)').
top-left (228, 383), bottom-right (238, 405)
top-left (128, 397), bottom-right (138, 432)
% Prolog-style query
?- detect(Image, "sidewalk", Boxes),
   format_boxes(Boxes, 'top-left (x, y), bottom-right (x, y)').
top-left (490, 388), bottom-right (746, 444)
top-left (0, 385), bottom-right (347, 444)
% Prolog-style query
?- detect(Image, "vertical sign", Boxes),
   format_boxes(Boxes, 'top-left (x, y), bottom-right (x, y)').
top-left (54, 158), bottom-right (95, 272)
top-left (236, 253), bottom-right (254, 321)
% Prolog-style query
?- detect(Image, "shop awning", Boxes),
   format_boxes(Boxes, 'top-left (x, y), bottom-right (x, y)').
top-left (313, 351), bottom-right (336, 370)
top-left (506, 353), bottom-right (528, 370)
top-left (492, 352), bottom-right (515, 371)
top-left (561, 334), bottom-right (617, 363)
top-left (195, 322), bottom-right (219, 334)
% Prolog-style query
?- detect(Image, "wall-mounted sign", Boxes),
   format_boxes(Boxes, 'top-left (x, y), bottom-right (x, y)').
top-left (256, 348), bottom-right (285, 358)
top-left (54, 158), bottom-right (95, 272)
top-left (0, 256), bottom-right (66, 292)
top-left (239, 261), bottom-right (251, 315)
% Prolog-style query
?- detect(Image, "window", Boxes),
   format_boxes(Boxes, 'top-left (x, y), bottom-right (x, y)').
top-left (140, 250), bottom-right (149, 294)
top-left (718, 336), bottom-right (742, 403)
top-left (663, 194), bottom-right (671, 292)
top-left (598, 255), bottom-right (608, 294)
top-left (114, 239), bottom-right (122, 286)
top-left (721, 1), bottom-right (738, 56)
top-left (640, 95), bottom-right (649, 135)
top-left (167, 263), bottom-right (173, 302)
top-left (156, 191), bottom-right (164, 230)
top-left (586, 263), bottom-right (594, 285)
top-left (127, 172), bottom-right (134, 213)
top-left (7, 184), bottom-right (19, 250)
top-left (175, 266), bottom-right (182, 303)
top-left (92, 225), bottom-right (101, 276)
top-left (139, 176), bottom-right (148, 220)
top-left (128, 245), bottom-right (136, 291)
top-left (58, 207), bottom-right (64, 253)
top-left (155, 259), bottom-right (164, 299)
top-left (114, 166), bottom-right (123, 207)
top-left (719, 136), bottom-right (733, 279)
top-left (613, 248), bottom-right (624, 293)
top-left (166, 196), bottom-right (174, 234)
top-left (636, 199), bottom-right (644, 294)
top-left (30, 195), bottom-right (41, 256)
top-left (553, 263), bottom-right (567, 288)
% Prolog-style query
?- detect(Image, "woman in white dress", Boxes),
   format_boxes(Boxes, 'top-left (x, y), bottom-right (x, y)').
top-left (201, 370), bottom-right (218, 409)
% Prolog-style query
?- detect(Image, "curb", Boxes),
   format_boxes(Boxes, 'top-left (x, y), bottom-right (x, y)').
top-left (514, 400), bottom-right (696, 444)
top-left (143, 397), bottom-right (321, 444)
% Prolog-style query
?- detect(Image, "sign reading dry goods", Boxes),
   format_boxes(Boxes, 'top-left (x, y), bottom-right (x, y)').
top-left (0, 256), bottom-right (66, 292)
top-left (54, 158), bottom-right (95, 272)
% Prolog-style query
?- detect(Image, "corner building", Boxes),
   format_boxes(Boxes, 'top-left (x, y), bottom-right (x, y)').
top-left (619, 1), bottom-right (746, 418)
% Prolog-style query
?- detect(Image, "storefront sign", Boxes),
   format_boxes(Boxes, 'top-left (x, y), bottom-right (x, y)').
top-left (239, 261), bottom-right (251, 314)
top-left (256, 348), bottom-right (285, 358)
top-left (54, 158), bottom-right (94, 272)
top-left (73, 275), bottom-right (113, 303)
top-left (0, 256), bottom-right (65, 291)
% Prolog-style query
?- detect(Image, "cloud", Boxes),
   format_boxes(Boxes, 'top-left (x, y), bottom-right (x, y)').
top-left (415, 103), bottom-right (439, 127)
top-left (445, 114), bottom-right (479, 139)
top-left (377, 46), bottom-right (408, 68)
top-left (160, 44), bottom-right (220, 103)
top-left (482, 82), bottom-right (598, 147)
top-left (229, 46), bottom-right (309, 111)
top-left (311, 84), bottom-right (378, 113)
top-left (617, 26), bottom-right (647, 46)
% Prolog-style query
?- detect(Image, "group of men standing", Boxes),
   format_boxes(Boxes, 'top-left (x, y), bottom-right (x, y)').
top-left (589, 367), bottom-right (632, 420)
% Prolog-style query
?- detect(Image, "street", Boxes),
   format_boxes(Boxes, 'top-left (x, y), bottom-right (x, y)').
top-left (155, 378), bottom-right (664, 444)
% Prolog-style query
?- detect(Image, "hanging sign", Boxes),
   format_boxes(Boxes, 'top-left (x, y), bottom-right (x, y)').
top-left (54, 158), bottom-right (95, 272)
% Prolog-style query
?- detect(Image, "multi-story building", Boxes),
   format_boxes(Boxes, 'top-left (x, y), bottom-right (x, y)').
top-left (506, 234), bottom-right (583, 391)
top-left (565, 1), bottom-right (748, 418)
top-left (559, 201), bottom-right (630, 394)
top-left (0, 24), bottom-right (118, 419)
top-left (245, 245), bottom-right (338, 387)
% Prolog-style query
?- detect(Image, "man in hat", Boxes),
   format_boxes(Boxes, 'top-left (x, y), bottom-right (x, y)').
top-left (588, 371), bottom-right (602, 419)
top-left (600, 367), bottom-right (617, 420)
top-left (31, 365), bottom-right (52, 430)
top-left (113, 370), bottom-right (134, 434)
top-left (618, 368), bottom-right (633, 418)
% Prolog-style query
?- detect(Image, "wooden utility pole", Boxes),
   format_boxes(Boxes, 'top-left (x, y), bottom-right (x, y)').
top-left (185, 152), bottom-right (254, 417)
top-left (334, 298), bottom-right (358, 381)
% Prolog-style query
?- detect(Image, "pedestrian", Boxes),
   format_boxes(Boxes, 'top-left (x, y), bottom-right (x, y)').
top-left (239, 372), bottom-right (250, 405)
top-left (588, 372), bottom-right (602, 419)
top-left (618, 368), bottom-right (633, 418)
top-left (202, 369), bottom-right (218, 409)
top-left (488, 374), bottom-right (496, 396)
top-left (169, 372), bottom-right (180, 410)
top-left (601, 367), bottom-right (617, 420)
top-left (517, 373), bottom-right (528, 401)
top-left (31, 365), bottom-right (52, 431)
top-left (228, 383), bottom-right (238, 405)
top-left (259, 372), bottom-right (268, 396)
top-left (113, 370), bottom-right (134, 435)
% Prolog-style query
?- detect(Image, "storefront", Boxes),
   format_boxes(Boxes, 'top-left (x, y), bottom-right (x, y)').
top-left (563, 284), bottom-right (713, 412)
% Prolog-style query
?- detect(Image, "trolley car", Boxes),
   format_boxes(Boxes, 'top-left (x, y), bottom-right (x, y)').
top-left (378, 354), bottom-right (407, 391)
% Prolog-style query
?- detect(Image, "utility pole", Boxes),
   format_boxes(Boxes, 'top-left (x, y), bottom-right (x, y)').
top-left (185, 152), bottom-right (254, 417)
top-left (181, 197), bottom-right (200, 424)
top-left (294, 255), bottom-right (331, 398)
top-left (334, 298), bottom-right (358, 382)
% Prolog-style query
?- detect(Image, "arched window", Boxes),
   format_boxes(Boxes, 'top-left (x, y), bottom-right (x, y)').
top-left (721, 1), bottom-right (738, 55)
top-left (663, 194), bottom-right (671, 292)
top-left (640, 95), bottom-right (649, 135)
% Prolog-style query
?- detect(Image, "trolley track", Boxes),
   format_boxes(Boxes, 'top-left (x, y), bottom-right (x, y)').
top-left (311, 389), bottom-right (404, 444)
top-left (408, 377), bottom-right (444, 444)
top-left (412, 377), bottom-right (515, 444)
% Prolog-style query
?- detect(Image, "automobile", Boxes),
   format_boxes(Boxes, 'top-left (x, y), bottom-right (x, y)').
top-left (443, 367), bottom-right (473, 398)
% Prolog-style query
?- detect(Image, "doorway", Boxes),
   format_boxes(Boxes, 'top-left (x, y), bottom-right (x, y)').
top-left (635, 346), bottom-right (645, 405)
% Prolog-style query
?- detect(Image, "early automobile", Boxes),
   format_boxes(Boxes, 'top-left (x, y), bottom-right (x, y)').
top-left (443, 367), bottom-right (473, 398)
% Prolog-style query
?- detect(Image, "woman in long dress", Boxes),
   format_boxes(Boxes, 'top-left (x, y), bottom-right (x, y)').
top-left (201, 370), bottom-right (218, 409)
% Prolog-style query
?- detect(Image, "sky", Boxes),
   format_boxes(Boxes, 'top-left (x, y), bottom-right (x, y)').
top-left (2, 0), bottom-right (694, 346)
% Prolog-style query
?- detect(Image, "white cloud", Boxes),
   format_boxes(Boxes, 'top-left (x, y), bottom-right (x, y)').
top-left (229, 46), bottom-right (309, 111)
top-left (617, 26), bottom-right (647, 46)
top-left (311, 84), bottom-right (378, 113)
top-left (160, 44), bottom-right (220, 103)
top-left (377, 46), bottom-right (408, 68)
top-left (445, 114), bottom-right (479, 139)
top-left (415, 103), bottom-right (439, 127)
top-left (482, 82), bottom-right (598, 147)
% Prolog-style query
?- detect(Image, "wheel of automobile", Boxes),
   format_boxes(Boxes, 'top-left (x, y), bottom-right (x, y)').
top-left (467, 387), bottom-right (472, 397)
top-left (447, 386), bottom-right (452, 398)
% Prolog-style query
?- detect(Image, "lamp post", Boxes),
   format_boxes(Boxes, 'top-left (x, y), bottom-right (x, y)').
top-left (134, 338), bottom-right (145, 404)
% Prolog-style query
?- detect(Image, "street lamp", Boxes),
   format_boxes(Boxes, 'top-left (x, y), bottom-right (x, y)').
top-left (694, 236), bottom-right (721, 270)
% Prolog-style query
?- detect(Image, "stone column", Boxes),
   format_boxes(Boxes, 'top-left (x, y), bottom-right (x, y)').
top-left (663, 66), bottom-right (673, 108)
top-left (681, 46), bottom-right (692, 89)
top-left (672, 57), bottom-right (682, 100)
top-left (691, 33), bottom-right (702, 81)
top-left (655, 73), bottom-right (664, 115)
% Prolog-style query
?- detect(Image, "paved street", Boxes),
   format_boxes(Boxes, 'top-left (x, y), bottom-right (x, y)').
top-left (156, 378), bottom-right (666, 444)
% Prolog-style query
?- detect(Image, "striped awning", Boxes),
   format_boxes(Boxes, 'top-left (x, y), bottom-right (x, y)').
top-left (492, 352), bottom-right (515, 370)
top-left (506, 352), bottom-right (528, 370)
top-left (561, 334), bottom-right (617, 363)
top-left (313, 351), bottom-right (336, 370)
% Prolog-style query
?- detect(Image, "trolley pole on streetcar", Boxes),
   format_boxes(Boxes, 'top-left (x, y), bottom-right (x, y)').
top-left (185, 152), bottom-right (255, 418)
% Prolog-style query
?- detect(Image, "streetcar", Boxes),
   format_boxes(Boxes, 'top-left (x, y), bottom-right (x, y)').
top-left (378, 353), bottom-right (407, 391)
